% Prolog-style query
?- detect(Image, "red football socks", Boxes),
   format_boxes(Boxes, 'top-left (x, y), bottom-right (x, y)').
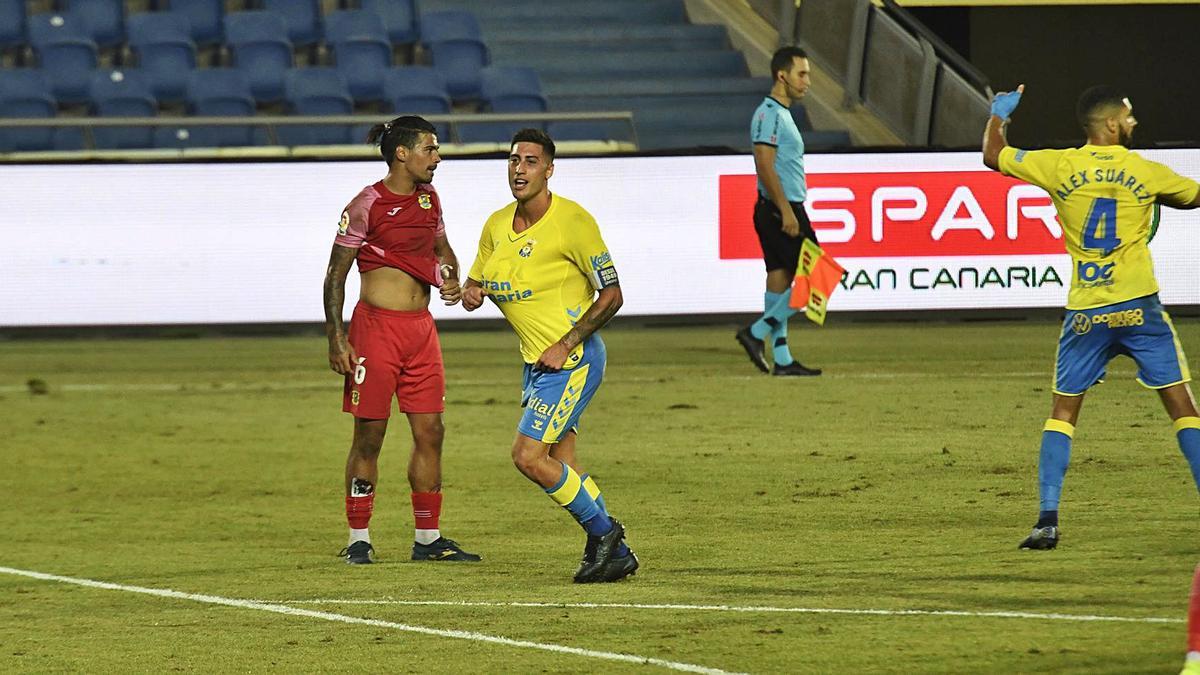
top-left (411, 492), bottom-right (442, 531)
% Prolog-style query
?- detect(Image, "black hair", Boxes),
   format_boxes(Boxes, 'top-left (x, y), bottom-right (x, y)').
top-left (366, 115), bottom-right (437, 165)
top-left (510, 127), bottom-right (556, 161)
top-left (770, 46), bottom-right (808, 78)
top-left (1076, 85), bottom-right (1128, 129)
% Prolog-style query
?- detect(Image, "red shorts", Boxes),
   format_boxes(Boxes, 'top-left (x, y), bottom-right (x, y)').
top-left (343, 303), bottom-right (445, 418)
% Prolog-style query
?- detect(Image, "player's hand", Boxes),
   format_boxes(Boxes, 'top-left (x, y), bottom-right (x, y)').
top-left (440, 277), bottom-right (462, 306)
top-left (328, 334), bottom-right (357, 375)
top-left (534, 342), bottom-right (570, 372)
top-left (781, 208), bottom-right (801, 238)
top-left (991, 84), bottom-right (1024, 121)
top-left (462, 285), bottom-right (484, 311)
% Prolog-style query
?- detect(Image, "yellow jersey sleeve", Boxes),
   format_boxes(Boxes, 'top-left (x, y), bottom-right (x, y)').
top-left (467, 213), bottom-right (497, 282)
top-left (562, 209), bottom-right (619, 290)
top-left (998, 146), bottom-right (1065, 192)
top-left (1143, 159), bottom-right (1200, 208)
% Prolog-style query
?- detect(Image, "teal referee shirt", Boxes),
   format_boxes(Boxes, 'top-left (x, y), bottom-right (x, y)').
top-left (751, 96), bottom-right (806, 202)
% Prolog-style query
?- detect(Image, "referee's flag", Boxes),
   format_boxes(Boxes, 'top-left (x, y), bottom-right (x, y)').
top-left (788, 239), bottom-right (845, 326)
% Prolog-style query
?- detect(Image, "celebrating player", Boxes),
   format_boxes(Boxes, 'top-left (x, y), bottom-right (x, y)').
top-left (323, 115), bottom-right (479, 564)
top-left (462, 128), bottom-right (637, 583)
top-left (983, 85), bottom-right (1200, 550)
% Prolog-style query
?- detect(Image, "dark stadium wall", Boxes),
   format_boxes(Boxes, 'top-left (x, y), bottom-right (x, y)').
top-left (910, 4), bottom-right (1200, 149)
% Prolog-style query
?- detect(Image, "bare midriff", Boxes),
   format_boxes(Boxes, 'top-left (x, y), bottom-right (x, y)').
top-left (359, 267), bottom-right (430, 311)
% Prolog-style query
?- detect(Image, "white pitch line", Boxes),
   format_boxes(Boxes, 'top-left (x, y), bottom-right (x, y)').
top-left (271, 598), bottom-right (1183, 625)
top-left (0, 566), bottom-right (740, 675)
top-left (0, 371), bottom-right (1053, 394)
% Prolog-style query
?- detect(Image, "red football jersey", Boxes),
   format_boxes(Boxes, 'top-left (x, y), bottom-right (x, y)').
top-left (335, 181), bottom-right (447, 286)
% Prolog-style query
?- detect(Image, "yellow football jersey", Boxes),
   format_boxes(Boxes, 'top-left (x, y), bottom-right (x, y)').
top-left (999, 144), bottom-right (1199, 309)
top-left (468, 195), bottom-right (618, 364)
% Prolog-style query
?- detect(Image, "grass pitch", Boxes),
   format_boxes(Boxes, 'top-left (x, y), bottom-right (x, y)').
top-left (2, 319), bottom-right (1198, 673)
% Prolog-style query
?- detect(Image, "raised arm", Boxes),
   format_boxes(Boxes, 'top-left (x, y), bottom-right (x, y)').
top-left (983, 84), bottom-right (1024, 171)
top-left (323, 243), bottom-right (359, 374)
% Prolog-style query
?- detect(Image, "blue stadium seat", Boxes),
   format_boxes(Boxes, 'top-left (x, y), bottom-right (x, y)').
top-left (154, 0), bottom-right (222, 47)
top-left (281, 67), bottom-right (353, 145)
top-left (0, 0), bottom-right (27, 49)
top-left (260, 0), bottom-right (320, 48)
top-left (461, 66), bottom-right (547, 143)
top-left (60, 0), bottom-right (124, 49)
top-left (480, 66), bottom-right (546, 112)
top-left (426, 41), bottom-right (487, 101)
top-left (185, 68), bottom-right (257, 147)
top-left (224, 11), bottom-right (293, 103)
top-left (420, 10), bottom-right (488, 101)
top-left (361, 0), bottom-right (417, 46)
top-left (126, 12), bottom-right (197, 103)
top-left (382, 66), bottom-right (451, 140)
top-left (419, 9), bottom-right (482, 44)
top-left (28, 13), bottom-right (99, 104)
top-left (0, 70), bottom-right (57, 152)
top-left (325, 10), bottom-right (391, 102)
top-left (88, 68), bottom-right (156, 149)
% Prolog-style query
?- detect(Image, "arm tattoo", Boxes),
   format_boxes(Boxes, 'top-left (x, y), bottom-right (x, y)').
top-left (561, 288), bottom-right (621, 350)
top-left (323, 245), bottom-right (358, 337)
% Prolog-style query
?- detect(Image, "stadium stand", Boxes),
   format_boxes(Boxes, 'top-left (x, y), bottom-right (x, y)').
top-left (418, 0), bottom-right (835, 151)
top-left (460, 65), bottom-right (546, 143)
top-left (259, 0), bottom-right (321, 50)
top-left (153, 0), bottom-right (222, 49)
top-left (361, 0), bottom-right (418, 50)
top-left (0, 0), bottom-right (25, 52)
top-left (60, 0), bottom-right (124, 50)
top-left (28, 12), bottom-right (98, 104)
top-left (381, 66), bottom-right (452, 140)
top-left (126, 11), bottom-right (196, 104)
top-left (180, 67), bottom-right (259, 147)
top-left (324, 9), bottom-right (391, 103)
top-left (418, 10), bottom-right (488, 101)
top-left (224, 10), bottom-right (293, 103)
top-left (0, 69), bottom-right (57, 151)
top-left (0, 0), bottom-right (854, 153)
top-left (88, 67), bottom-right (155, 149)
top-left (280, 66), bottom-right (352, 146)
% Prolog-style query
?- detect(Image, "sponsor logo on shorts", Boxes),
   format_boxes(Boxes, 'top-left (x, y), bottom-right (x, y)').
top-left (1092, 308), bottom-right (1144, 329)
top-left (1071, 313), bottom-right (1092, 335)
top-left (418, 194), bottom-right (432, 210)
top-left (351, 390), bottom-right (360, 405)
top-left (527, 394), bottom-right (556, 417)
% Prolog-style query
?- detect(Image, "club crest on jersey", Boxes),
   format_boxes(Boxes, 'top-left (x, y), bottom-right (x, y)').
top-left (518, 240), bottom-right (536, 258)
top-left (338, 210), bottom-right (350, 235)
top-left (418, 194), bottom-right (432, 210)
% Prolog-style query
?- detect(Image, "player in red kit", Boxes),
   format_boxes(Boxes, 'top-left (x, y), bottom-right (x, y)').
top-left (323, 115), bottom-right (480, 564)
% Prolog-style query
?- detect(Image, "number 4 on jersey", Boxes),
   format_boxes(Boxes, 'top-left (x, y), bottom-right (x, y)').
top-left (1082, 197), bottom-right (1120, 254)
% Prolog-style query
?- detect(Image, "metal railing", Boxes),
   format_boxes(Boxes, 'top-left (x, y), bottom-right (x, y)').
top-left (0, 110), bottom-right (639, 152)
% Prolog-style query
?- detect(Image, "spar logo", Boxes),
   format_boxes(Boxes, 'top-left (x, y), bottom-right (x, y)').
top-left (718, 171), bottom-right (1062, 258)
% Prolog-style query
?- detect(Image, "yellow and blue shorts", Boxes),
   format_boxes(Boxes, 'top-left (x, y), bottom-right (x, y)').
top-left (1054, 294), bottom-right (1191, 396)
top-left (518, 334), bottom-right (606, 444)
